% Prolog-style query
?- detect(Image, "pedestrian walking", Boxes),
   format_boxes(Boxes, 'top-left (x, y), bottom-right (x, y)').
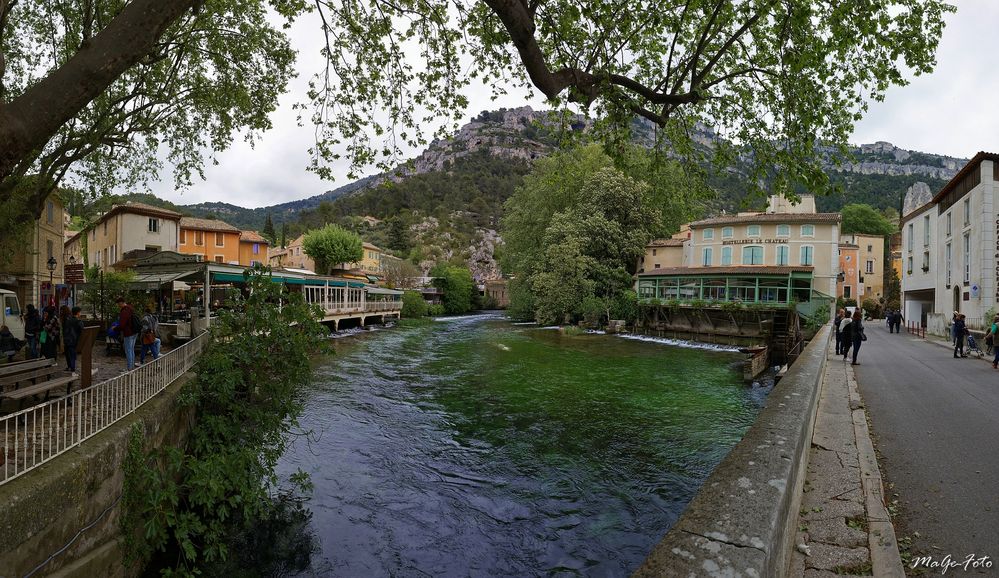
top-left (139, 307), bottom-right (161, 364)
top-left (952, 311), bottom-right (960, 346)
top-left (22, 304), bottom-right (41, 358)
top-left (40, 308), bottom-right (60, 361)
top-left (849, 310), bottom-right (865, 365)
top-left (834, 309), bottom-right (845, 355)
top-left (895, 310), bottom-right (904, 333)
top-left (953, 313), bottom-right (969, 358)
top-left (117, 296), bottom-right (139, 370)
top-left (63, 306), bottom-right (84, 374)
top-left (841, 313), bottom-right (854, 361)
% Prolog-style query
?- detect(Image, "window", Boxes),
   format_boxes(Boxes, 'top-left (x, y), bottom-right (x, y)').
top-left (801, 224), bottom-right (815, 237)
top-left (963, 233), bottom-right (970, 284)
top-left (148, 218), bottom-right (159, 233)
top-left (104, 220), bottom-right (108, 236)
top-left (923, 251), bottom-right (929, 271)
top-left (214, 255), bottom-right (224, 263)
top-left (702, 247), bottom-right (713, 266)
top-left (776, 224), bottom-right (790, 237)
top-left (4, 295), bottom-right (20, 317)
top-left (195, 231), bottom-right (204, 246)
top-left (215, 232), bottom-right (224, 247)
top-left (180, 229), bottom-right (186, 245)
top-left (722, 227), bottom-right (734, 239)
top-left (844, 286), bottom-right (852, 298)
top-left (253, 243), bottom-right (260, 255)
top-left (866, 244), bottom-right (872, 253)
top-left (46, 239), bottom-right (53, 261)
top-left (742, 245), bottom-right (764, 265)
top-left (923, 215), bottom-right (930, 246)
top-left (865, 260), bottom-right (874, 274)
top-left (46, 201), bottom-right (54, 224)
top-left (91, 228), bottom-right (95, 241)
top-left (703, 228), bottom-right (715, 240)
top-left (652, 248), bottom-right (657, 256)
top-left (653, 263), bottom-right (661, 269)
top-left (945, 243), bottom-right (952, 285)
top-left (800, 245), bottom-right (814, 266)
top-left (907, 223), bottom-right (913, 251)
top-left (746, 225), bottom-right (761, 237)
top-left (946, 212), bottom-right (952, 237)
top-left (907, 256), bottom-right (913, 274)
top-left (964, 199), bottom-right (971, 226)
top-left (721, 246), bottom-right (732, 265)
top-left (776, 245), bottom-right (789, 265)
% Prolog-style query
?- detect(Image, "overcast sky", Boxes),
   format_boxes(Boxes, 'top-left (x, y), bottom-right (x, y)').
top-left (146, 1), bottom-right (994, 209)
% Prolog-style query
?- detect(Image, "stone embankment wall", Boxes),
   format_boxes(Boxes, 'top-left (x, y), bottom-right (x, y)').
top-left (635, 325), bottom-right (831, 577)
top-left (0, 374), bottom-right (196, 577)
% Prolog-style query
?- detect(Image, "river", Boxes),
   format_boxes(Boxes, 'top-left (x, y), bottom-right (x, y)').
top-left (277, 313), bottom-right (769, 577)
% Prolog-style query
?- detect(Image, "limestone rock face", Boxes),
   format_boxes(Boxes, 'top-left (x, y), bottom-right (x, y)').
top-left (902, 182), bottom-right (934, 217)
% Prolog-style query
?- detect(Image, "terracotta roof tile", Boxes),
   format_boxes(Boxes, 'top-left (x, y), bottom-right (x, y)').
top-left (239, 230), bottom-right (269, 243)
top-left (690, 213), bottom-right (841, 227)
top-left (647, 238), bottom-right (686, 247)
top-left (179, 217), bottom-right (240, 232)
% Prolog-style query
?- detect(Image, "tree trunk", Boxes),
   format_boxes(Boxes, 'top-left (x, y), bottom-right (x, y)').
top-left (0, 0), bottom-right (198, 216)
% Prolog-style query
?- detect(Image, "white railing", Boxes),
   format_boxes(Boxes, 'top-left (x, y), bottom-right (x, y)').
top-left (0, 332), bottom-right (208, 486)
top-left (363, 302), bottom-right (402, 312)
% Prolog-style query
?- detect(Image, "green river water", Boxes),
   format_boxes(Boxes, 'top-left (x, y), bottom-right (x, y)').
top-left (277, 312), bottom-right (768, 576)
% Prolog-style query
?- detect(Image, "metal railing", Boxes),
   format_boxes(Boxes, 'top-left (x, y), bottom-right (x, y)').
top-left (1, 332), bottom-right (208, 486)
top-left (907, 321), bottom-right (926, 338)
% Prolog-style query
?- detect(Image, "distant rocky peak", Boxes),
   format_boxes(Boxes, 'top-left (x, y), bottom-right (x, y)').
top-left (902, 182), bottom-right (934, 217)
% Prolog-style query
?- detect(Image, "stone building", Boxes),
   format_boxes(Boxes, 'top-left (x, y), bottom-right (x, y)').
top-left (75, 201), bottom-right (182, 272)
top-left (0, 192), bottom-right (66, 309)
top-left (637, 195), bottom-right (841, 306)
top-left (901, 152), bottom-right (999, 332)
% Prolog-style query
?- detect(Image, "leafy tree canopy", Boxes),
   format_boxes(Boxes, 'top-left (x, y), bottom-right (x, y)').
top-left (0, 0), bottom-right (952, 230)
top-left (841, 203), bottom-right (896, 236)
top-left (302, 224), bottom-right (363, 274)
top-left (512, 166), bottom-right (655, 325)
top-left (430, 263), bottom-right (476, 315)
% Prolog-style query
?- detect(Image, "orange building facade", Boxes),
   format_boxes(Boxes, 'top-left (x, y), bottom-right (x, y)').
top-left (238, 231), bottom-right (269, 267)
top-left (178, 217), bottom-right (241, 264)
top-left (837, 243), bottom-right (860, 300)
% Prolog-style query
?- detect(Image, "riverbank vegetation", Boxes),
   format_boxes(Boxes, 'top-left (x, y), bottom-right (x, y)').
top-left (302, 224), bottom-right (364, 275)
top-left (122, 268), bottom-right (329, 575)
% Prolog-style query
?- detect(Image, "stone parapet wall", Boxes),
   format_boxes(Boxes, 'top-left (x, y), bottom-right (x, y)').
top-left (634, 325), bottom-right (831, 577)
top-left (0, 373), bottom-right (196, 577)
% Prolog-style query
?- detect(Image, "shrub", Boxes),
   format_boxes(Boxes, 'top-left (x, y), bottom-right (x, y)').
top-left (428, 303), bottom-right (446, 316)
top-left (401, 290), bottom-right (429, 318)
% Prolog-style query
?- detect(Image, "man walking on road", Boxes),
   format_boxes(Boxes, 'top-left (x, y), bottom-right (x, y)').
top-left (117, 296), bottom-right (138, 370)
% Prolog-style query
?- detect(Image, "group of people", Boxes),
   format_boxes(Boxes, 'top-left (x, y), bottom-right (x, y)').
top-left (0, 297), bottom-right (163, 374)
top-left (1, 304), bottom-right (85, 373)
top-left (115, 297), bottom-right (161, 371)
top-left (885, 310), bottom-right (904, 333)
top-left (834, 309), bottom-right (867, 365)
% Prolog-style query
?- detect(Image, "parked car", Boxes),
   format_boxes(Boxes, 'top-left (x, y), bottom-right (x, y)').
top-left (0, 289), bottom-right (25, 339)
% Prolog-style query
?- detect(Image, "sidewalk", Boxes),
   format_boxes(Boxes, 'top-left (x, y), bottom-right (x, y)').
top-left (788, 345), bottom-right (905, 577)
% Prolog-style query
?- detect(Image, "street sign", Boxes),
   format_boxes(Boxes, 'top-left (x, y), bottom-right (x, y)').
top-left (64, 263), bottom-right (85, 284)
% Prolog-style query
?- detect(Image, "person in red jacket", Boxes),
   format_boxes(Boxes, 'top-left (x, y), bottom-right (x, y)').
top-left (116, 296), bottom-right (138, 370)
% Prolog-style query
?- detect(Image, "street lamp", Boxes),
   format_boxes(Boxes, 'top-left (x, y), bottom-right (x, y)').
top-left (46, 256), bottom-right (57, 308)
top-left (68, 256), bottom-right (76, 307)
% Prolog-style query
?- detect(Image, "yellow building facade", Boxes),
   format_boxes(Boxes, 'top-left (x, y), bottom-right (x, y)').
top-left (0, 192), bottom-right (67, 309)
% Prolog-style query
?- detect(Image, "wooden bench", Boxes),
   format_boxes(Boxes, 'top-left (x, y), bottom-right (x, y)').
top-left (0, 365), bottom-right (62, 390)
top-left (0, 358), bottom-right (55, 377)
top-left (4, 376), bottom-right (76, 406)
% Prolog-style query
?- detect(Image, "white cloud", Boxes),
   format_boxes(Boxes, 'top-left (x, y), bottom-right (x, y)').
top-left (147, 4), bottom-right (990, 209)
top-left (851, 1), bottom-right (999, 158)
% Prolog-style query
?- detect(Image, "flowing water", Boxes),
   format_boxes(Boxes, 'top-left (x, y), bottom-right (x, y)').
top-left (277, 313), bottom-right (768, 577)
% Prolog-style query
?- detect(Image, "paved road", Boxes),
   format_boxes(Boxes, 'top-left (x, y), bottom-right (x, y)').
top-left (849, 323), bottom-right (999, 572)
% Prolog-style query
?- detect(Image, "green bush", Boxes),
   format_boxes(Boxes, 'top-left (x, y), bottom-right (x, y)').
top-left (401, 290), bottom-right (429, 318)
top-left (428, 303), bottom-right (446, 316)
top-left (610, 290), bottom-right (639, 324)
top-left (861, 297), bottom-right (882, 320)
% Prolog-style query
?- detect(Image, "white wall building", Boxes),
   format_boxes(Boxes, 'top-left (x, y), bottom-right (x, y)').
top-left (900, 152), bottom-right (999, 332)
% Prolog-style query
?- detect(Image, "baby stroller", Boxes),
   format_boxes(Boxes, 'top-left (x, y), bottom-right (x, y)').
top-left (966, 333), bottom-right (986, 358)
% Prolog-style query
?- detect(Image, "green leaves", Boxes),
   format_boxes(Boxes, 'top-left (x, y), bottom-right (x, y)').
top-left (301, 223), bottom-right (363, 274)
top-left (121, 266), bottom-right (329, 575)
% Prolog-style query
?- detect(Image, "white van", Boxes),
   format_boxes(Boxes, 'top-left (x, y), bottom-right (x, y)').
top-left (0, 289), bottom-right (25, 339)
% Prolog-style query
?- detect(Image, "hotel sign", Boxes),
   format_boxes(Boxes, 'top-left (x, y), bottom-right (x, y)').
top-left (722, 239), bottom-right (789, 245)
